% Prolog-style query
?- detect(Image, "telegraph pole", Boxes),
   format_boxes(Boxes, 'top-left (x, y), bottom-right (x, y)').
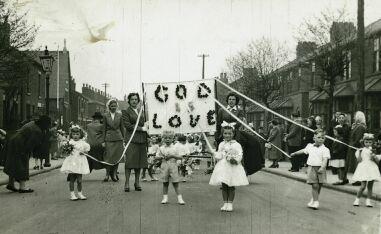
top-left (198, 54), bottom-right (209, 79)
top-left (357, 0), bottom-right (365, 111)
top-left (102, 83), bottom-right (110, 109)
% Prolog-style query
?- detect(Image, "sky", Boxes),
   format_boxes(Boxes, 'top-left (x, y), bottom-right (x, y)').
top-left (10, 0), bottom-right (381, 99)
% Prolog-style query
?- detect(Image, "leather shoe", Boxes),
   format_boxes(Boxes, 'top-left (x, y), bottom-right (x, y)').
top-left (134, 183), bottom-right (142, 191)
top-left (124, 187), bottom-right (130, 192)
top-left (103, 176), bottom-right (109, 182)
top-left (19, 188), bottom-right (34, 193)
top-left (352, 181), bottom-right (361, 186)
top-left (43, 163), bottom-right (51, 167)
top-left (6, 185), bottom-right (18, 192)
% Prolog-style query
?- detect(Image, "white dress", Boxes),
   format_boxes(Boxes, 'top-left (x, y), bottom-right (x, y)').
top-left (60, 139), bottom-right (91, 175)
top-left (352, 147), bottom-right (380, 182)
top-left (209, 140), bottom-right (249, 186)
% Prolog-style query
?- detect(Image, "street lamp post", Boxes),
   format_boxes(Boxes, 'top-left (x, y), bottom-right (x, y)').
top-left (39, 46), bottom-right (54, 116)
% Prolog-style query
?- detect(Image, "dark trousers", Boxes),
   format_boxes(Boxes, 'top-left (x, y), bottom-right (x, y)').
top-left (289, 145), bottom-right (301, 170)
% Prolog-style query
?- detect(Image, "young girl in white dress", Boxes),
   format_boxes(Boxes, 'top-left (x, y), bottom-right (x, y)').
top-left (60, 125), bottom-right (91, 201)
top-left (353, 133), bottom-right (380, 207)
top-left (209, 123), bottom-right (249, 212)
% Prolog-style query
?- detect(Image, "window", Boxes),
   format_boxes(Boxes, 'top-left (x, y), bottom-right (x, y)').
top-left (298, 67), bottom-right (302, 77)
top-left (343, 51), bottom-right (352, 80)
top-left (374, 37), bottom-right (380, 72)
top-left (311, 62), bottom-right (316, 87)
top-left (38, 71), bottom-right (41, 98)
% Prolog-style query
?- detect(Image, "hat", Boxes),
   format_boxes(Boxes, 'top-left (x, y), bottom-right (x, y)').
top-left (362, 133), bottom-right (374, 141)
top-left (92, 112), bottom-right (103, 119)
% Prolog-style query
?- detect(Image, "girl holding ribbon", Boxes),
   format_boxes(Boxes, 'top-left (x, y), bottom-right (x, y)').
top-left (215, 92), bottom-right (263, 175)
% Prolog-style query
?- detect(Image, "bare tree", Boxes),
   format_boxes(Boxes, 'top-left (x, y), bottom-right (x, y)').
top-left (0, 0), bottom-right (39, 129)
top-left (225, 37), bottom-right (289, 123)
top-left (296, 7), bottom-right (356, 129)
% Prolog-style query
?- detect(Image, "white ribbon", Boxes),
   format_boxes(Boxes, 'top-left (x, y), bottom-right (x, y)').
top-left (214, 78), bottom-right (359, 151)
top-left (196, 81), bottom-right (291, 158)
top-left (82, 108), bottom-right (143, 166)
top-left (221, 121), bottom-right (236, 129)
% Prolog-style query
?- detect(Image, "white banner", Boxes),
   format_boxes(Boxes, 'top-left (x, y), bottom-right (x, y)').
top-left (143, 79), bottom-right (216, 134)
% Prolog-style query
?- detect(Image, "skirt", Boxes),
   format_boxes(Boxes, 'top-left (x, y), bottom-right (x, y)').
top-left (329, 159), bottom-right (345, 168)
top-left (125, 143), bottom-right (148, 169)
top-left (209, 159), bottom-right (249, 187)
top-left (60, 155), bottom-right (90, 175)
top-left (352, 161), bottom-right (381, 182)
top-left (104, 141), bottom-right (124, 164)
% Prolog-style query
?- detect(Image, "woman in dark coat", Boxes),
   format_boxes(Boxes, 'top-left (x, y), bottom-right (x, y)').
top-left (4, 115), bottom-right (51, 193)
top-left (103, 99), bottom-right (125, 182)
top-left (86, 112), bottom-right (105, 172)
top-left (345, 111), bottom-right (366, 185)
top-left (215, 92), bottom-right (263, 175)
top-left (122, 93), bottom-right (148, 192)
top-left (267, 120), bottom-right (282, 168)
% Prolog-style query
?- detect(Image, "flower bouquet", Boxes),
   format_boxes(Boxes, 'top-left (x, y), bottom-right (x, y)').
top-left (61, 141), bottom-right (74, 156)
top-left (225, 148), bottom-right (239, 165)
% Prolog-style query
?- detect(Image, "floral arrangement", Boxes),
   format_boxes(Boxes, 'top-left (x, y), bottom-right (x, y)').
top-left (197, 82), bottom-right (211, 98)
top-left (224, 148), bottom-right (239, 165)
top-left (207, 110), bottom-right (216, 125)
top-left (189, 114), bottom-right (200, 127)
top-left (168, 115), bottom-right (182, 128)
top-left (154, 85), bottom-right (168, 103)
top-left (61, 141), bottom-right (74, 155)
top-left (175, 84), bottom-right (187, 99)
top-left (152, 113), bottom-right (162, 129)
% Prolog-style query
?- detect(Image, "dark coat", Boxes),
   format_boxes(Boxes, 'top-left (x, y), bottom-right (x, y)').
top-left (346, 123), bottom-right (366, 173)
top-left (103, 112), bottom-right (124, 142)
top-left (286, 124), bottom-right (301, 147)
top-left (4, 121), bottom-right (44, 181)
top-left (87, 121), bottom-right (105, 170)
top-left (122, 107), bottom-right (147, 144)
top-left (330, 137), bottom-right (348, 160)
top-left (215, 106), bottom-right (244, 141)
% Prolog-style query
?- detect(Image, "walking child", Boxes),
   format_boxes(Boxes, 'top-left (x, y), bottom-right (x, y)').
top-left (156, 130), bottom-right (185, 205)
top-left (209, 123), bottom-right (249, 212)
top-left (352, 133), bottom-right (380, 207)
top-left (290, 129), bottom-right (330, 210)
top-left (60, 125), bottom-right (91, 201)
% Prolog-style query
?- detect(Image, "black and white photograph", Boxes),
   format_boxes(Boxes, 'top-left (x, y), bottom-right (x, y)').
top-left (1, 0), bottom-right (381, 233)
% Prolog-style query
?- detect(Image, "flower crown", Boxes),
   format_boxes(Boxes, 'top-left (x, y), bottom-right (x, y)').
top-left (362, 133), bottom-right (374, 141)
top-left (221, 121), bottom-right (236, 129)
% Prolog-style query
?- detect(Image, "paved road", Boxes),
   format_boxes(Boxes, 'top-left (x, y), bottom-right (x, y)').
top-left (0, 163), bottom-right (380, 234)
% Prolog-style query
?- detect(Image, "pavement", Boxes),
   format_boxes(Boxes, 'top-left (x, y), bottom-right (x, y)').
top-left (0, 157), bottom-right (65, 186)
top-left (0, 161), bottom-right (380, 234)
top-left (262, 159), bottom-right (381, 201)
top-left (1, 157), bottom-right (381, 201)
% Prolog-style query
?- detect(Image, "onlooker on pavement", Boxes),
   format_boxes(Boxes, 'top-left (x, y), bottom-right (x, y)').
top-left (290, 129), bottom-right (331, 210)
top-left (352, 133), bottom-right (380, 207)
top-left (285, 113), bottom-right (302, 172)
top-left (49, 122), bottom-right (59, 160)
top-left (4, 115), bottom-right (51, 193)
top-left (330, 126), bottom-right (348, 185)
top-left (301, 117), bottom-right (317, 167)
top-left (86, 112), bottom-right (105, 172)
top-left (337, 113), bottom-right (350, 143)
top-left (267, 119), bottom-right (282, 168)
top-left (315, 115), bottom-right (324, 130)
top-left (0, 129), bottom-right (7, 168)
top-left (345, 111), bottom-right (367, 186)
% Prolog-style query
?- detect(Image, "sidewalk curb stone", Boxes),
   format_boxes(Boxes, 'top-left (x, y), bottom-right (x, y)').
top-left (262, 168), bottom-right (381, 201)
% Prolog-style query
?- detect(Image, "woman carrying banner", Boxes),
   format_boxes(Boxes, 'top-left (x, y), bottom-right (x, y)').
top-left (122, 93), bottom-right (148, 192)
top-left (102, 99), bottom-right (125, 182)
top-left (215, 92), bottom-right (263, 175)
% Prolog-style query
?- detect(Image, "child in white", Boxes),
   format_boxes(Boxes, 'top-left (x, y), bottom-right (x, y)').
top-left (353, 133), bottom-right (380, 207)
top-left (60, 125), bottom-right (90, 201)
top-left (142, 136), bottom-right (159, 181)
top-left (291, 129), bottom-right (330, 210)
top-left (156, 130), bottom-right (185, 205)
top-left (209, 124), bottom-right (249, 212)
top-left (174, 135), bottom-right (191, 182)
